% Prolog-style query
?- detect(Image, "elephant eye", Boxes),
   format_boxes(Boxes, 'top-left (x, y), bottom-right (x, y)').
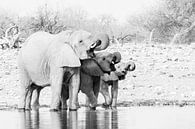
top-left (102, 57), bottom-right (106, 60)
top-left (79, 40), bottom-right (83, 43)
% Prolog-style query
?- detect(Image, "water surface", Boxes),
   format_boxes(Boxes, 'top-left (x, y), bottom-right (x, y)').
top-left (0, 107), bottom-right (195, 129)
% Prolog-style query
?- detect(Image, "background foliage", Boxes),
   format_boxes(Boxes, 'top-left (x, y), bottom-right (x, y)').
top-left (0, 0), bottom-right (195, 44)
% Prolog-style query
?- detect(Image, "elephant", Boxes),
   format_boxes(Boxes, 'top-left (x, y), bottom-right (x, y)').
top-left (79, 52), bottom-right (121, 110)
top-left (100, 61), bottom-right (136, 109)
top-left (18, 29), bottom-right (110, 111)
top-left (30, 51), bottom-right (121, 110)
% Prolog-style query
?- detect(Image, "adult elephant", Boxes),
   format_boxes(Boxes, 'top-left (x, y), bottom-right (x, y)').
top-left (18, 30), bottom-right (109, 111)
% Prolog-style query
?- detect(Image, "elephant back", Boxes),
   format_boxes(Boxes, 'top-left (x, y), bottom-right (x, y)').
top-left (80, 59), bottom-right (104, 76)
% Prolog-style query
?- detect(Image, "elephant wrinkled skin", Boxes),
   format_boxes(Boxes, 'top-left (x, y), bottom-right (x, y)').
top-left (18, 30), bottom-right (109, 111)
top-left (100, 61), bottom-right (136, 109)
top-left (79, 52), bottom-right (121, 109)
top-left (30, 52), bottom-right (120, 110)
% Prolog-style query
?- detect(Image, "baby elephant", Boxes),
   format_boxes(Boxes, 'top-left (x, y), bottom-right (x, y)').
top-left (100, 61), bottom-right (136, 109)
top-left (79, 52), bottom-right (121, 110)
top-left (31, 52), bottom-right (120, 110)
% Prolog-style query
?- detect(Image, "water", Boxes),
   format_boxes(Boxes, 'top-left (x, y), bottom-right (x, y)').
top-left (0, 107), bottom-right (195, 129)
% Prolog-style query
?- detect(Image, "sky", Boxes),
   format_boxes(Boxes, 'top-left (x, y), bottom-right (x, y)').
top-left (0, 0), bottom-right (159, 23)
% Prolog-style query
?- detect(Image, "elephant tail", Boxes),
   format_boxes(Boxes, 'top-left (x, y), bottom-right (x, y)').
top-left (40, 57), bottom-right (51, 81)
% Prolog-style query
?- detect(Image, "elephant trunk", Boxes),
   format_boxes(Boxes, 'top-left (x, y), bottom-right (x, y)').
top-left (87, 40), bottom-right (102, 57)
top-left (87, 33), bottom-right (110, 57)
top-left (112, 52), bottom-right (121, 64)
top-left (127, 62), bottom-right (136, 71)
top-left (93, 33), bottom-right (110, 51)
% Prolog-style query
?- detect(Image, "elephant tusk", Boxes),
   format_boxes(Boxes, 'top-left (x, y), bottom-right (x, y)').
top-left (90, 40), bottom-right (101, 49)
top-left (90, 43), bottom-right (96, 49)
top-left (87, 40), bottom-right (102, 58)
top-left (111, 61), bottom-right (115, 64)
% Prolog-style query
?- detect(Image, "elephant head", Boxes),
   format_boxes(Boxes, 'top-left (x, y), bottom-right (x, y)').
top-left (80, 52), bottom-right (122, 76)
top-left (68, 30), bottom-right (110, 59)
top-left (115, 61), bottom-right (136, 80)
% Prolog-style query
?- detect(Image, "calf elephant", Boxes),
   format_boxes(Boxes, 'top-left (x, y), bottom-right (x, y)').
top-left (79, 52), bottom-right (121, 110)
top-left (18, 29), bottom-right (109, 111)
top-left (30, 52), bottom-right (121, 110)
top-left (100, 61), bottom-right (136, 109)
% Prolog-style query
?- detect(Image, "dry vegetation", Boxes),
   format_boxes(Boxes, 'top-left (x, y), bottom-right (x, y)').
top-left (1, 0), bottom-right (195, 48)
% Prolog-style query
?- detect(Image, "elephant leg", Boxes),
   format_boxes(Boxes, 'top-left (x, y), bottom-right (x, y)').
top-left (80, 73), bottom-right (96, 109)
top-left (92, 77), bottom-right (100, 109)
top-left (50, 68), bottom-right (64, 111)
top-left (111, 81), bottom-right (118, 109)
top-left (68, 68), bottom-right (80, 111)
top-left (60, 84), bottom-right (69, 110)
top-left (100, 81), bottom-right (111, 108)
top-left (32, 86), bottom-right (43, 109)
top-left (93, 77), bottom-right (100, 99)
top-left (86, 91), bottom-right (97, 110)
top-left (18, 68), bottom-right (32, 110)
top-left (60, 84), bottom-right (80, 110)
top-left (85, 96), bottom-right (90, 107)
top-left (25, 84), bottom-right (36, 110)
top-left (76, 95), bottom-right (80, 108)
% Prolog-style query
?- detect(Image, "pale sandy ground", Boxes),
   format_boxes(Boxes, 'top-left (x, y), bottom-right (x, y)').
top-left (0, 43), bottom-right (195, 109)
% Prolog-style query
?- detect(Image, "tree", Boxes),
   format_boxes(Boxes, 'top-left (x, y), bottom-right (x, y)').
top-left (126, 0), bottom-right (195, 44)
top-left (29, 4), bottom-right (64, 34)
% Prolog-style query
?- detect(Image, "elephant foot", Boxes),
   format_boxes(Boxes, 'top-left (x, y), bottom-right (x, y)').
top-left (102, 103), bottom-right (110, 109)
top-left (18, 108), bottom-right (25, 112)
top-left (111, 106), bottom-right (117, 110)
top-left (89, 106), bottom-right (96, 110)
top-left (25, 106), bottom-right (32, 111)
top-left (25, 108), bottom-right (32, 111)
top-left (69, 108), bottom-right (77, 111)
top-left (32, 106), bottom-right (40, 111)
top-left (60, 104), bottom-right (68, 110)
top-left (50, 109), bottom-right (60, 112)
top-left (76, 103), bottom-right (80, 109)
top-left (60, 106), bottom-right (68, 110)
top-left (32, 103), bottom-right (40, 110)
top-left (61, 108), bottom-right (68, 110)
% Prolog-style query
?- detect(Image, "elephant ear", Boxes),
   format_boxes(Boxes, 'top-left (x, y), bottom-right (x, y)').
top-left (46, 31), bottom-right (81, 67)
top-left (52, 44), bottom-right (81, 67)
top-left (80, 59), bottom-right (104, 76)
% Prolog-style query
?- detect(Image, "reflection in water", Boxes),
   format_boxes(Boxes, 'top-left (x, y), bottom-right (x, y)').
top-left (19, 111), bottom-right (40, 129)
top-left (2, 107), bottom-right (195, 129)
top-left (85, 111), bottom-right (98, 129)
top-left (17, 108), bottom-right (118, 129)
top-left (81, 109), bottom-right (118, 129)
top-left (50, 111), bottom-right (68, 129)
top-left (68, 111), bottom-right (78, 129)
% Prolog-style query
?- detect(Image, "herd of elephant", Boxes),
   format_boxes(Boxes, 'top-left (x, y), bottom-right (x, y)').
top-left (17, 29), bottom-right (136, 111)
